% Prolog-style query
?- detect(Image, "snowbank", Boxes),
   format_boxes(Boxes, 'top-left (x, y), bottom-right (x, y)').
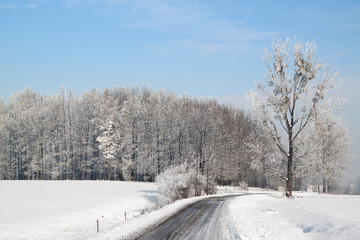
top-left (223, 192), bottom-right (360, 240)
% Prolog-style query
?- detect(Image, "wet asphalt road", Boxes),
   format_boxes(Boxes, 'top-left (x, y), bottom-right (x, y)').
top-left (137, 194), bottom-right (244, 240)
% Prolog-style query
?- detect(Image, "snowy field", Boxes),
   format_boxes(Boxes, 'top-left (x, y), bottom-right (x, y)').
top-left (0, 181), bottom-right (165, 240)
top-left (223, 191), bottom-right (360, 240)
top-left (1, 182), bottom-right (360, 240)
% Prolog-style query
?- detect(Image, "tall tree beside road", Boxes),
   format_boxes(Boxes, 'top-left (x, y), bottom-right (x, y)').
top-left (248, 37), bottom-right (341, 197)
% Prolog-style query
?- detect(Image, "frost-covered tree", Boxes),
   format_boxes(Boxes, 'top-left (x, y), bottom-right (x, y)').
top-left (0, 97), bottom-right (8, 179)
top-left (310, 110), bottom-right (351, 193)
top-left (248, 37), bottom-right (339, 197)
top-left (97, 120), bottom-right (118, 180)
top-left (245, 124), bottom-right (283, 188)
top-left (74, 89), bottom-right (102, 180)
top-left (119, 93), bottom-right (141, 181)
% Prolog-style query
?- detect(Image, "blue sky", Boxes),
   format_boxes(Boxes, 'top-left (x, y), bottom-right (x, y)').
top-left (1, 0), bottom-right (359, 180)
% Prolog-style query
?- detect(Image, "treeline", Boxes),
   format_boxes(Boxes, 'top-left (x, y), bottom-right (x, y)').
top-left (0, 86), bottom-right (265, 186)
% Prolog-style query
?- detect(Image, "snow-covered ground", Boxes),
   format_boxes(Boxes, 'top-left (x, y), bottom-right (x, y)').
top-left (1, 181), bottom-right (360, 240)
top-left (223, 191), bottom-right (360, 240)
top-left (0, 181), bottom-right (164, 240)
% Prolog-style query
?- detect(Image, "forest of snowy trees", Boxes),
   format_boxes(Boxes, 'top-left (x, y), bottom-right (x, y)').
top-left (0, 84), bottom-right (350, 192)
top-left (0, 86), bottom-right (261, 185)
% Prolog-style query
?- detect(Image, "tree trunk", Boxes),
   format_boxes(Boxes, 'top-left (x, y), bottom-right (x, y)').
top-left (286, 172), bottom-right (293, 197)
top-left (84, 150), bottom-right (89, 180)
top-left (286, 129), bottom-right (294, 198)
top-left (206, 166), bottom-right (209, 195)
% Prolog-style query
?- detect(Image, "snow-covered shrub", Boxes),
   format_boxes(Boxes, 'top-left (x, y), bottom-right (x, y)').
top-left (238, 181), bottom-right (249, 191)
top-left (156, 163), bottom-right (193, 201)
top-left (156, 163), bottom-right (216, 202)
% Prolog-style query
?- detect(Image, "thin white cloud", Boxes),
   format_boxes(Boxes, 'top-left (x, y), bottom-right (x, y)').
top-left (0, 3), bottom-right (38, 9)
top-left (134, 1), bottom-right (277, 54)
top-left (326, 47), bottom-right (360, 59)
top-left (60, 0), bottom-right (277, 54)
top-left (0, 4), bottom-right (17, 8)
top-left (27, 4), bottom-right (38, 9)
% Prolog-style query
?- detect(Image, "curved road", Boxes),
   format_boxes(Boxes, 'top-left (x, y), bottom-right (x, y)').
top-left (137, 194), bottom-right (244, 240)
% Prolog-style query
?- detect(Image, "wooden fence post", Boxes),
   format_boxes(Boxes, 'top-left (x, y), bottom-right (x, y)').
top-left (97, 219), bottom-right (99, 233)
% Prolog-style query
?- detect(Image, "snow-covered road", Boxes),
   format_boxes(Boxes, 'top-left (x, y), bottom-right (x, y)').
top-left (137, 194), bottom-right (245, 240)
